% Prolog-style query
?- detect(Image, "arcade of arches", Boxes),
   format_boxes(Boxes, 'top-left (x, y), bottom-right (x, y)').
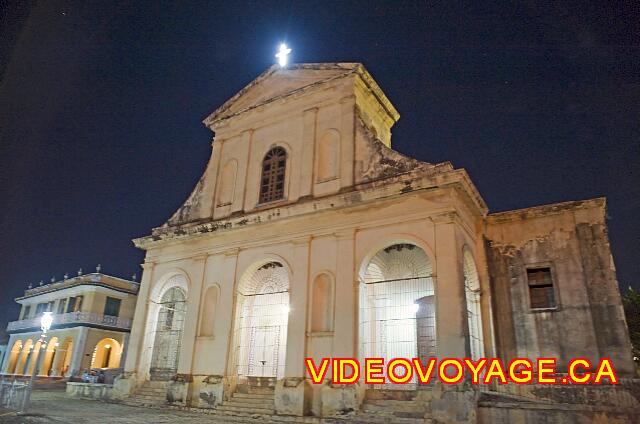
top-left (2, 330), bottom-right (127, 377)
top-left (123, 235), bottom-right (491, 415)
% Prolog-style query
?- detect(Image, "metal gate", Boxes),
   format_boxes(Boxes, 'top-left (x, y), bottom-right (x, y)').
top-left (359, 244), bottom-right (435, 389)
top-left (235, 290), bottom-right (288, 378)
top-left (150, 286), bottom-right (186, 380)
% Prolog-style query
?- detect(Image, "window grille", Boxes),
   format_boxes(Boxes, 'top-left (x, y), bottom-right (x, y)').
top-left (527, 268), bottom-right (556, 309)
top-left (234, 262), bottom-right (289, 380)
top-left (359, 244), bottom-right (435, 390)
top-left (463, 251), bottom-right (484, 361)
top-left (259, 147), bottom-right (287, 204)
top-left (149, 286), bottom-right (186, 380)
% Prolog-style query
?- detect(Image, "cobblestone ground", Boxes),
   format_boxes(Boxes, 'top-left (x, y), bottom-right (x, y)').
top-left (0, 390), bottom-right (247, 423)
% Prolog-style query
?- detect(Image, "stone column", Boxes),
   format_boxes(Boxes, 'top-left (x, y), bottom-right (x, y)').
top-left (170, 255), bottom-right (207, 408)
top-left (50, 343), bottom-right (67, 377)
top-left (339, 96), bottom-right (355, 189)
top-left (177, 255), bottom-right (207, 376)
top-left (319, 229), bottom-right (363, 418)
top-left (332, 230), bottom-right (357, 358)
top-left (69, 326), bottom-right (88, 376)
top-left (277, 237), bottom-right (311, 416)
top-left (283, 237), bottom-right (311, 378)
top-left (119, 333), bottom-right (130, 369)
top-left (299, 107), bottom-right (317, 198)
top-left (124, 261), bottom-right (155, 374)
top-left (433, 213), bottom-right (467, 359)
top-left (221, 248), bottom-right (240, 379)
top-left (430, 213), bottom-right (478, 424)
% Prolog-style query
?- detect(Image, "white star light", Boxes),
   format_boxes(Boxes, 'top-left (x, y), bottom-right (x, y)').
top-left (275, 43), bottom-right (291, 67)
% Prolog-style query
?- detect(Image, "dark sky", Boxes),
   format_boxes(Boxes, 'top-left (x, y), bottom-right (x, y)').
top-left (0, 1), bottom-right (638, 329)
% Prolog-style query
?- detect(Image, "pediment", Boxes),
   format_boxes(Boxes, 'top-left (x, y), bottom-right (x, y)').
top-left (203, 63), bottom-right (361, 127)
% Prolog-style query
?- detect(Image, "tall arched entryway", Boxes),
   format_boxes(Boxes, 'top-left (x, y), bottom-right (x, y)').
top-left (359, 243), bottom-right (435, 388)
top-left (91, 338), bottom-right (122, 368)
top-left (233, 261), bottom-right (290, 380)
top-left (149, 285), bottom-right (187, 380)
top-left (17, 339), bottom-right (33, 375)
top-left (41, 337), bottom-right (58, 376)
top-left (463, 250), bottom-right (484, 360)
top-left (5, 340), bottom-right (23, 374)
top-left (56, 337), bottom-right (74, 376)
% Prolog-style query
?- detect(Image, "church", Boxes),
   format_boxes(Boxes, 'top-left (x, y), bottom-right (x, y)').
top-left (113, 62), bottom-right (638, 423)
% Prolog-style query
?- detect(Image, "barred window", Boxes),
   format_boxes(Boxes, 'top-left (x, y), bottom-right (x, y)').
top-left (527, 268), bottom-right (556, 309)
top-left (259, 147), bottom-right (287, 204)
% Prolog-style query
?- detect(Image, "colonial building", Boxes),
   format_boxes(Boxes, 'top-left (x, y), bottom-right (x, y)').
top-left (114, 63), bottom-right (637, 422)
top-left (1, 271), bottom-right (138, 379)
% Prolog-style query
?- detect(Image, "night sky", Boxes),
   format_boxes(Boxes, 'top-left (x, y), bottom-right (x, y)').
top-left (1, 1), bottom-right (638, 330)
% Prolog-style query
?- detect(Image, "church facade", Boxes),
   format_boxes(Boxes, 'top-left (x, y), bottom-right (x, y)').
top-left (114, 63), bottom-right (638, 422)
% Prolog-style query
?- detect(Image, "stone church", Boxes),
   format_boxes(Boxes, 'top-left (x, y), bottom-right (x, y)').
top-left (113, 63), bottom-right (638, 422)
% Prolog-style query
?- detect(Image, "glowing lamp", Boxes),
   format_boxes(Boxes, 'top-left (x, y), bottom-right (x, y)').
top-left (411, 303), bottom-right (420, 314)
top-left (40, 311), bottom-right (53, 333)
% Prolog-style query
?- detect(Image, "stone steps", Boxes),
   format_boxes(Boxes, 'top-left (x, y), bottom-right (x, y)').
top-left (353, 396), bottom-right (430, 423)
top-left (219, 389), bottom-right (276, 415)
top-left (325, 414), bottom-right (431, 424)
top-left (124, 380), bottom-right (168, 407)
top-left (217, 403), bottom-right (275, 415)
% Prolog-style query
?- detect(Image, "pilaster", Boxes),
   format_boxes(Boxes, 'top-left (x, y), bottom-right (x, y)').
top-left (433, 213), bottom-right (467, 359)
top-left (299, 107), bottom-right (317, 197)
top-left (124, 261), bottom-right (155, 373)
top-left (284, 236), bottom-right (311, 378)
top-left (332, 229), bottom-right (357, 358)
top-left (69, 326), bottom-right (88, 375)
top-left (177, 254), bottom-right (207, 375)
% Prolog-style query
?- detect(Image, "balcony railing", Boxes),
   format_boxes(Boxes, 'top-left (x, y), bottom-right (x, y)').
top-left (6, 312), bottom-right (132, 332)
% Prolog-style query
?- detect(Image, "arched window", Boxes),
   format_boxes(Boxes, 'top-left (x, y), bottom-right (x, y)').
top-left (150, 285), bottom-right (187, 380)
top-left (259, 147), bottom-right (287, 204)
top-left (311, 273), bottom-right (334, 332)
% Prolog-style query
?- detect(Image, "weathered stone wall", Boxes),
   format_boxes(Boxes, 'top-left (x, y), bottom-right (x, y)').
top-left (478, 380), bottom-right (640, 424)
top-left (485, 198), bottom-right (634, 376)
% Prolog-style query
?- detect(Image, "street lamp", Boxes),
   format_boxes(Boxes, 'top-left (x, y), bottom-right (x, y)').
top-left (21, 312), bottom-right (53, 413)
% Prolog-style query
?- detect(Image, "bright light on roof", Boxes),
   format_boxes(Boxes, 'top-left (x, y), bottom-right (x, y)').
top-left (275, 43), bottom-right (291, 67)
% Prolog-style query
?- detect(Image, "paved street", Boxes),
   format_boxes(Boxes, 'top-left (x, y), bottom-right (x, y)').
top-left (0, 390), bottom-right (281, 424)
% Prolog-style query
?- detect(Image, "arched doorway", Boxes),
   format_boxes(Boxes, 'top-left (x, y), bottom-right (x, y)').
top-left (58, 338), bottom-right (74, 376)
top-left (17, 339), bottom-right (33, 375)
top-left (41, 337), bottom-right (58, 376)
top-left (26, 340), bottom-right (42, 375)
top-left (5, 340), bottom-right (22, 374)
top-left (359, 243), bottom-right (435, 389)
top-left (463, 250), bottom-right (484, 360)
top-left (91, 338), bottom-right (122, 368)
top-left (233, 261), bottom-right (290, 380)
top-left (149, 286), bottom-right (187, 380)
